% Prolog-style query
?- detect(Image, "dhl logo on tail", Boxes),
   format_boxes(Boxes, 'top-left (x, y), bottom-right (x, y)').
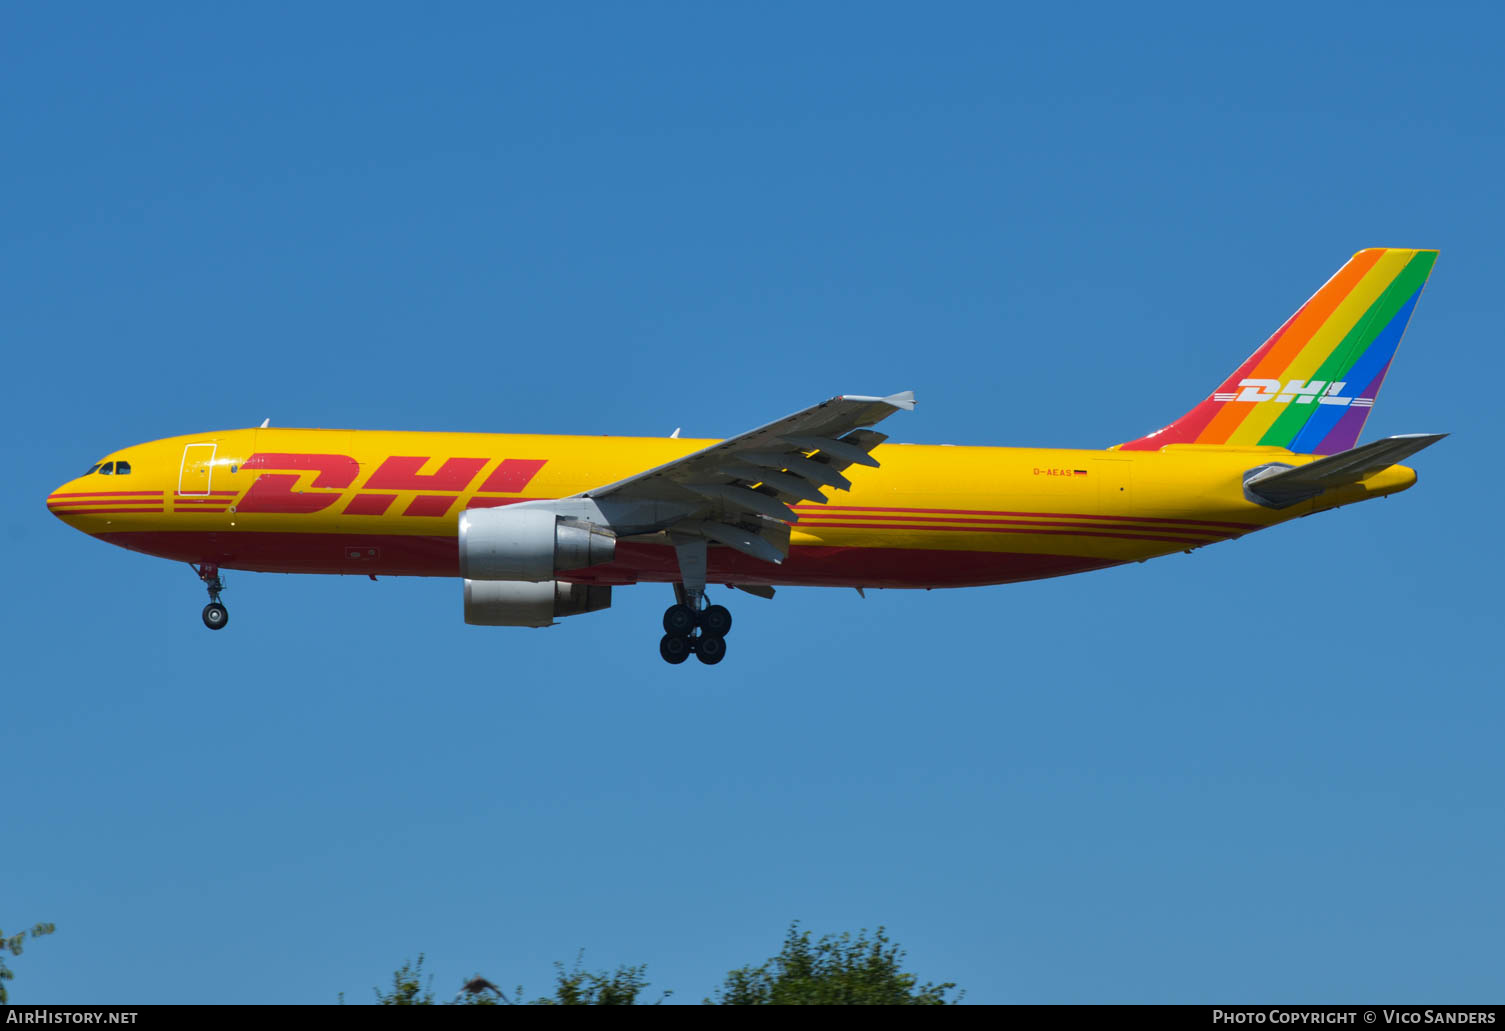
top-left (1121, 248), bottom-right (1436, 454)
top-left (1213, 380), bottom-right (1368, 406)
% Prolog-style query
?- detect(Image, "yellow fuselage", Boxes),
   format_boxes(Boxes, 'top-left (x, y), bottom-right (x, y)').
top-left (47, 428), bottom-right (1417, 588)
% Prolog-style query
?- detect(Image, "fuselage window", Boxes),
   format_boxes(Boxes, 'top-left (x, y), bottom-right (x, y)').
top-left (98, 462), bottom-right (115, 475)
top-left (115, 461), bottom-right (132, 475)
top-left (84, 464), bottom-right (101, 476)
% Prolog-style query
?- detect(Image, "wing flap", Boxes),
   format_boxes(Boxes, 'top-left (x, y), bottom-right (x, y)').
top-left (781, 434), bottom-right (883, 468)
top-left (688, 483), bottom-right (799, 523)
top-left (700, 521), bottom-right (788, 564)
top-left (737, 452), bottom-right (853, 490)
top-left (717, 461), bottom-right (830, 504)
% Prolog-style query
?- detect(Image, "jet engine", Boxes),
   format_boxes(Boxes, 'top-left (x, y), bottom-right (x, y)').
top-left (458, 506), bottom-right (616, 581)
top-left (463, 579), bottom-right (612, 627)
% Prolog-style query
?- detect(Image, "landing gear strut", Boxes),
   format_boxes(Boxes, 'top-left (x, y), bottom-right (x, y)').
top-left (659, 583), bottom-right (732, 665)
top-left (192, 563), bottom-right (229, 630)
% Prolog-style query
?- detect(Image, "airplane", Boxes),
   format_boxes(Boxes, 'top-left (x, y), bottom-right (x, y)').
top-left (48, 247), bottom-right (1443, 665)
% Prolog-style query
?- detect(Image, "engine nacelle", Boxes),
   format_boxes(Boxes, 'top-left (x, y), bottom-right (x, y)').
top-left (464, 579), bottom-right (612, 627)
top-left (458, 506), bottom-right (616, 581)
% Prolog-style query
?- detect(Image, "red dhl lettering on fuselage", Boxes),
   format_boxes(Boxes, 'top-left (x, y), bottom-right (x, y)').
top-left (235, 454), bottom-right (548, 516)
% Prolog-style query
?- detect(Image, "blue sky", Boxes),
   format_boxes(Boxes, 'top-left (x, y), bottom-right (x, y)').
top-left (5, 2), bottom-right (1503, 1004)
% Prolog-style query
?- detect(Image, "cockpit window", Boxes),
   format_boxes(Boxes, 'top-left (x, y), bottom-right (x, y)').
top-left (115, 461), bottom-right (132, 475)
top-left (84, 463), bottom-right (101, 476)
top-left (98, 462), bottom-right (115, 475)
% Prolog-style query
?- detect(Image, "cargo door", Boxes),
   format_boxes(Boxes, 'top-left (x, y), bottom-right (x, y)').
top-left (178, 443), bottom-right (216, 496)
top-left (1093, 458), bottom-right (1132, 514)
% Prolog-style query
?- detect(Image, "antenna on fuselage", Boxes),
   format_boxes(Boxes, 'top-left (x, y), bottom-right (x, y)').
top-left (669, 427), bottom-right (681, 438)
top-left (259, 418), bottom-right (271, 428)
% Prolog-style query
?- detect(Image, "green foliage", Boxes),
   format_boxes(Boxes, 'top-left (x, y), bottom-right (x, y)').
top-left (365, 924), bottom-right (960, 1006)
top-left (374, 955), bottom-right (435, 1005)
top-left (0, 922), bottom-right (56, 1005)
top-left (530, 952), bottom-right (665, 1006)
top-left (370, 951), bottom-right (664, 1005)
top-left (709, 923), bottom-right (961, 1005)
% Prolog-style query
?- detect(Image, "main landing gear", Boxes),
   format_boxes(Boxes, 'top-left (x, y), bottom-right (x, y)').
top-left (192, 563), bottom-right (229, 630)
top-left (658, 586), bottom-right (733, 666)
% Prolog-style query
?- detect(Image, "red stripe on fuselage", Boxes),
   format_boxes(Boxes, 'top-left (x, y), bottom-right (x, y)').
top-left (50, 501), bottom-right (164, 509)
top-left (51, 507), bottom-right (164, 515)
top-left (797, 521), bottom-right (1212, 546)
top-left (796, 513), bottom-right (1230, 538)
top-left (49, 491), bottom-right (163, 499)
top-left (91, 529), bottom-right (1123, 588)
top-left (579, 541), bottom-right (1122, 588)
top-left (791, 504), bottom-right (1259, 530)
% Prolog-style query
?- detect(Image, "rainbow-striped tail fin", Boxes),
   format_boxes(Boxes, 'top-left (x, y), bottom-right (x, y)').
top-left (1119, 248), bottom-right (1438, 455)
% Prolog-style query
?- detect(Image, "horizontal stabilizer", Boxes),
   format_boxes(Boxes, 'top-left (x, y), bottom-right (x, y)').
top-left (1244, 433), bottom-right (1446, 508)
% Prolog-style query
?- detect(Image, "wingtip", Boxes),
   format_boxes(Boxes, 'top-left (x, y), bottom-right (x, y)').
top-left (835, 390), bottom-right (916, 411)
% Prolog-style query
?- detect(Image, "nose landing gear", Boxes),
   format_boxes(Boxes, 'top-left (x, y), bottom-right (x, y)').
top-left (192, 563), bottom-right (229, 630)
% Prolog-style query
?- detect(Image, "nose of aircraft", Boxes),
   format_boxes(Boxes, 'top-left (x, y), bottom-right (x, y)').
top-left (47, 476), bottom-right (84, 520)
top-left (47, 473), bottom-right (136, 522)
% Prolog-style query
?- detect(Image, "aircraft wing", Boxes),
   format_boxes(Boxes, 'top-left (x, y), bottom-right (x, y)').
top-left (1243, 433), bottom-right (1447, 508)
top-left (576, 391), bottom-right (916, 564)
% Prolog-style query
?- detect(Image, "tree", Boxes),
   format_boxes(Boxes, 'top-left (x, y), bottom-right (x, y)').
top-left (524, 952), bottom-right (664, 1006)
top-left (373, 955), bottom-right (435, 1005)
top-left (364, 924), bottom-right (962, 1005)
top-left (709, 923), bottom-right (961, 1005)
top-left (1, 922), bottom-right (56, 1005)
top-left (370, 951), bottom-right (666, 1005)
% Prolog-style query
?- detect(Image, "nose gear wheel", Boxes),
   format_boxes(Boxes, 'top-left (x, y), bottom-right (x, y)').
top-left (191, 563), bottom-right (229, 631)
